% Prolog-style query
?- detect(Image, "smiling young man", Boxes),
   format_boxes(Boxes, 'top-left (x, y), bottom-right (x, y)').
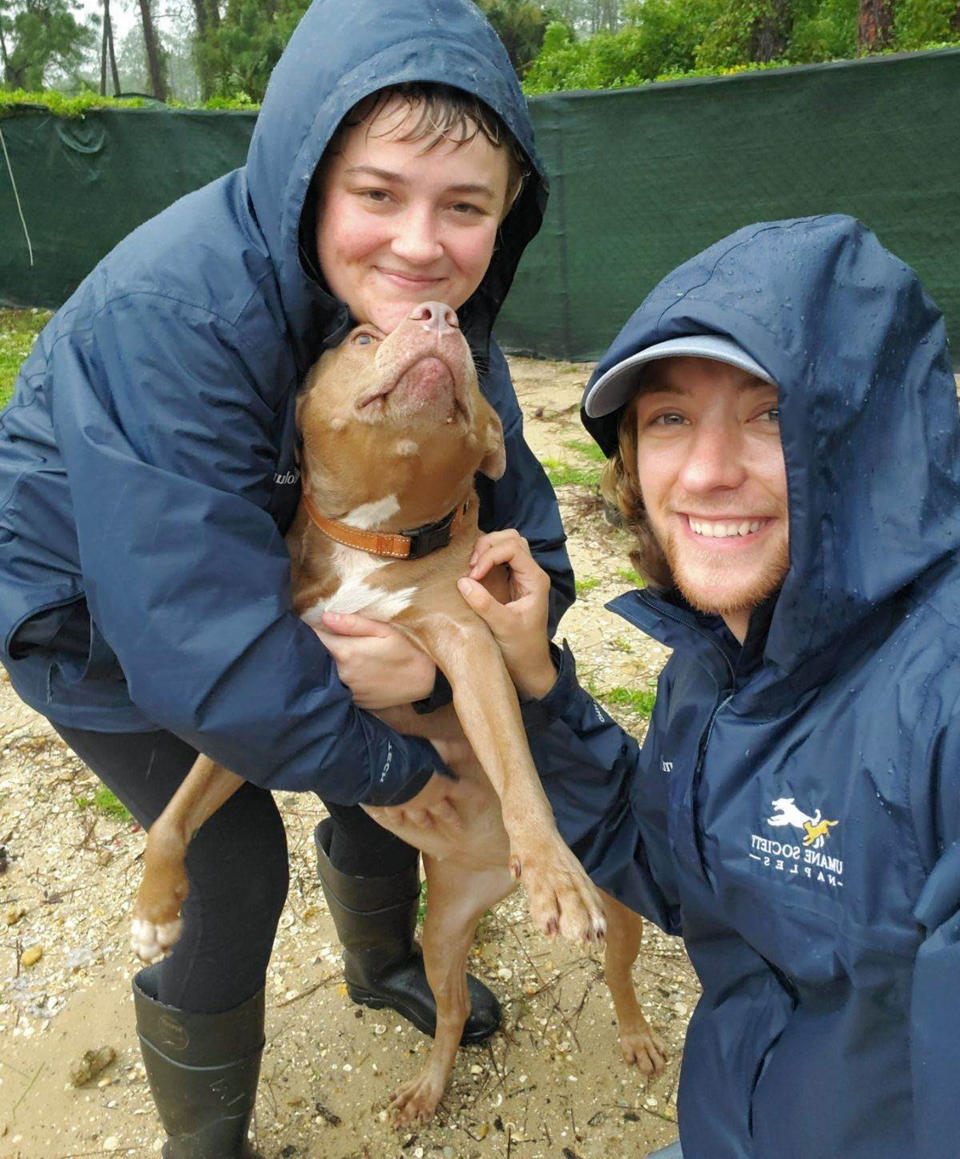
top-left (461, 216), bottom-right (960, 1159)
top-left (612, 343), bottom-right (788, 642)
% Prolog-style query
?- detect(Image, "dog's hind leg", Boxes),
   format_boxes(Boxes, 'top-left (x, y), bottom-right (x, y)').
top-left (602, 891), bottom-right (667, 1075)
top-left (390, 855), bottom-right (513, 1125)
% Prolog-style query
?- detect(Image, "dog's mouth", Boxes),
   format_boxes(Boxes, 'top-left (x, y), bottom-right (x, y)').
top-left (357, 354), bottom-right (469, 422)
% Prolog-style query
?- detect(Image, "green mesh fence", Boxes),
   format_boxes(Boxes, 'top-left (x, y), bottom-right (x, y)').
top-left (502, 48), bottom-right (960, 363)
top-left (2, 48), bottom-right (958, 364)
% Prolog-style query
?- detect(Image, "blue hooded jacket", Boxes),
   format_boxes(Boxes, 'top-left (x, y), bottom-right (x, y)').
top-left (532, 216), bottom-right (960, 1158)
top-left (0, 0), bottom-right (572, 805)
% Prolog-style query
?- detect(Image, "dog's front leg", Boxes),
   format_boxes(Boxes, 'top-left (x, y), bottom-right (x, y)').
top-left (400, 611), bottom-right (605, 944)
top-left (130, 756), bottom-right (244, 960)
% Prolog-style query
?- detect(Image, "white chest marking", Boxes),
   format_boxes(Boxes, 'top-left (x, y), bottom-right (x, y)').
top-left (343, 494), bottom-right (401, 530)
top-left (300, 542), bottom-right (417, 626)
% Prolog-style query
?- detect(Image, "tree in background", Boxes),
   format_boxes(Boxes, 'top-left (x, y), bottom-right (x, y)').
top-left (190, 0), bottom-right (219, 101)
top-left (525, 0), bottom-right (725, 92)
top-left (136, 0), bottom-right (166, 98)
top-left (893, 0), bottom-right (960, 48)
top-left (115, 11), bottom-right (201, 104)
top-left (857, 0), bottom-right (894, 49)
top-left (523, 0), bottom-right (960, 92)
top-left (99, 0), bottom-right (120, 95)
top-left (0, 0), bottom-right (94, 89)
top-left (476, 0), bottom-right (556, 74)
top-left (4, 0), bottom-right (958, 102)
top-left (193, 0), bottom-right (308, 103)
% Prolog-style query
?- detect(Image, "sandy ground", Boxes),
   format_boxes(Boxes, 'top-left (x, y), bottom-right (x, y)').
top-left (0, 356), bottom-right (697, 1159)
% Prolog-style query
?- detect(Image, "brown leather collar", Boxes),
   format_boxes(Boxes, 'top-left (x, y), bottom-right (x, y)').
top-left (301, 489), bottom-right (470, 560)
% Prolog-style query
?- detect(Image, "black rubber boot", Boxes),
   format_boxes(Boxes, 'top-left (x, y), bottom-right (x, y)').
top-left (132, 967), bottom-right (265, 1159)
top-left (314, 817), bottom-right (500, 1044)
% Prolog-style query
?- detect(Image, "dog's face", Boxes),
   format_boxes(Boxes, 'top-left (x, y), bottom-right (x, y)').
top-left (298, 307), bottom-right (505, 528)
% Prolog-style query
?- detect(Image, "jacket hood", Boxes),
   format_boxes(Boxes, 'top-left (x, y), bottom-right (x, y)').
top-left (584, 215), bottom-right (960, 671)
top-left (245, 0), bottom-right (547, 370)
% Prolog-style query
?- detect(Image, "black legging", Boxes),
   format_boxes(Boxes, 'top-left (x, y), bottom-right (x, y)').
top-left (53, 725), bottom-right (417, 1014)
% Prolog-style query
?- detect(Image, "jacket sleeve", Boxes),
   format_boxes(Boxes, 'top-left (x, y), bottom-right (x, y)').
top-left (910, 706), bottom-right (960, 1159)
top-left (48, 295), bottom-right (442, 806)
top-left (520, 642), bottom-right (679, 933)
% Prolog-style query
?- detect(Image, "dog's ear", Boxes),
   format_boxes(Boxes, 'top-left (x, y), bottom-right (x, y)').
top-left (479, 410), bottom-right (506, 480)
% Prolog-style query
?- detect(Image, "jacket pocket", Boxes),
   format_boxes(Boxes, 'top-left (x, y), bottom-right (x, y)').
top-left (9, 596), bottom-right (123, 683)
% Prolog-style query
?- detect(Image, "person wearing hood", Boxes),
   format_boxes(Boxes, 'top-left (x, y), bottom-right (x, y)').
top-left (458, 215), bottom-right (960, 1159)
top-left (0, 1), bottom-right (575, 1154)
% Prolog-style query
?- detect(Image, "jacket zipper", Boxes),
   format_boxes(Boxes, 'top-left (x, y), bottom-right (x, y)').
top-left (689, 690), bottom-right (735, 881)
top-left (615, 591), bottom-right (739, 885)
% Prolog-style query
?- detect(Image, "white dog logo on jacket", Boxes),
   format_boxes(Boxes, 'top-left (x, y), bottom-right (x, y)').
top-left (767, 798), bottom-right (839, 849)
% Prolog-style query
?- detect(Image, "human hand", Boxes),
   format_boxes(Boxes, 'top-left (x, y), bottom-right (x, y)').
top-left (366, 771), bottom-right (465, 840)
top-left (312, 613), bottom-right (436, 709)
top-left (456, 530), bottom-right (558, 700)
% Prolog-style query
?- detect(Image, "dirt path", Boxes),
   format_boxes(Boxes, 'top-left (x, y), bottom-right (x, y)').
top-left (0, 357), bottom-right (697, 1159)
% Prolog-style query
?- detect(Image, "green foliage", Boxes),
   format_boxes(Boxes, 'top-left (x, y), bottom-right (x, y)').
top-left (476, 0), bottom-right (554, 74)
top-left (0, 0), bottom-right (95, 91)
top-left (0, 307), bottom-right (49, 407)
top-left (894, 0), bottom-right (960, 50)
top-left (526, 1), bottom-right (728, 92)
top-left (76, 785), bottom-right (132, 822)
top-left (601, 685), bottom-right (657, 716)
top-left (195, 0), bottom-right (310, 105)
top-left (563, 437), bottom-right (607, 462)
top-left (786, 0), bottom-right (858, 62)
top-left (0, 87), bottom-right (259, 115)
top-left (524, 0), bottom-right (960, 93)
top-left (0, 87), bottom-right (151, 114)
top-left (575, 574), bottom-right (600, 594)
top-left (615, 566), bottom-right (644, 586)
top-left (541, 457), bottom-right (602, 487)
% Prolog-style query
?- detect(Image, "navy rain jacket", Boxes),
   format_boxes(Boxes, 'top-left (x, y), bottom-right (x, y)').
top-left (532, 216), bottom-right (960, 1158)
top-left (0, 0), bottom-right (573, 806)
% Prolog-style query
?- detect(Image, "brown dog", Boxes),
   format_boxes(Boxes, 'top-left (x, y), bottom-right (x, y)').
top-left (130, 302), bottom-right (665, 1122)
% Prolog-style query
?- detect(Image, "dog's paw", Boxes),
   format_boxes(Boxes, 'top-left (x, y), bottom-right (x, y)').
top-left (130, 915), bottom-right (183, 962)
top-left (515, 838), bottom-right (606, 945)
top-left (390, 1070), bottom-right (446, 1126)
top-left (620, 1021), bottom-right (668, 1076)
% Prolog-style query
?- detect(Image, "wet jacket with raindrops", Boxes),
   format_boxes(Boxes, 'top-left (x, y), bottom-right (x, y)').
top-left (529, 216), bottom-right (960, 1159)
top-left (0, 0), bottom-right (573, 805)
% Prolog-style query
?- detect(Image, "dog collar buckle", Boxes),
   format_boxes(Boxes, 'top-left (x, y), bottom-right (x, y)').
top-left (403, 506), bottom-right (462, 559)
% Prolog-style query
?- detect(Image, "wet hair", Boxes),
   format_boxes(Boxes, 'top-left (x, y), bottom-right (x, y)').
top-left (323, 82), bottom-right (529, 210)
top-left (599, 376), bottom-right (673, 590)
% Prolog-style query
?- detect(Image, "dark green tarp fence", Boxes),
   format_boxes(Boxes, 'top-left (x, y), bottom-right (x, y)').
top-left (2, 48), bottom-right (958, 364)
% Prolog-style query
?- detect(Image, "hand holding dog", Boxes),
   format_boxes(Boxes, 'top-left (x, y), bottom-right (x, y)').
top-left (458, 530), bottom-right (558, 700)
top-left (366, 770), bottom-right (466, 841)
top-left (313, 613), bottom-right (436, 708)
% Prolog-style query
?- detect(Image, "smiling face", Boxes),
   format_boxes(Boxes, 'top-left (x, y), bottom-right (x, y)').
top-left (315, 95), bottom-right (512, 335)
top-left (632, 356), bottom-right (789, 641)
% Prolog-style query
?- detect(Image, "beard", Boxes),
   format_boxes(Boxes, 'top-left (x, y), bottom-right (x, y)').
top-left (659, 524), bottom-right (790, 621)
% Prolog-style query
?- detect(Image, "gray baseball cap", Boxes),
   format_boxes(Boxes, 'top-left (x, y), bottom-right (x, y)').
top-left (583, 334), bottom-right (775, 419)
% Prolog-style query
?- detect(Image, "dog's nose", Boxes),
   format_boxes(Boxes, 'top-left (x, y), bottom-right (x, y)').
top-left (410, 302), bottom-right (460, 334)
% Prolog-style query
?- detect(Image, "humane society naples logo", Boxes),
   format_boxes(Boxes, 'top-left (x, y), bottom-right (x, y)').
top-left (747, 796), bottom-right (844, 889)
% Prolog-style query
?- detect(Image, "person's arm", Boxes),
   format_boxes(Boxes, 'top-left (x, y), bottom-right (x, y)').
top-left (458, 530), bottom-right (679, 933)
top-left (910, 706), bottom-right (960, 1159)
top-left (475, 341), bottom-right (575, 633)
top-left (49, 296), bottom-right (442, 806)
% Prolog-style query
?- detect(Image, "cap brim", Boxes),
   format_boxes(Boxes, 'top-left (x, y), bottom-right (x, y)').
top-left (583, 334), bottom-right (775, 419)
